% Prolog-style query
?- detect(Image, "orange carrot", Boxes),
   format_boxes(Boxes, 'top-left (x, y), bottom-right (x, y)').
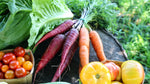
top-left (79, 27), bottom-right (90, 71)
top-left (79, 27), bottom-right (90, 48)
top-left (89, 30), bottom-right (107, 62)
top-left (79, 46), bottom-right (89, 67)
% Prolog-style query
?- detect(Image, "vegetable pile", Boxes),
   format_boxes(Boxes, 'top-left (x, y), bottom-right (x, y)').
top-left (0, 47), bottom-right (33, 79)
top-left (0, 0), bottom-right (146, 84)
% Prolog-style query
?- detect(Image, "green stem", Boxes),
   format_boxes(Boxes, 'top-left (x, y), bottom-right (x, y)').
top-left (84, 23), bottom-right (92, 32)
top-left (95, 74), bottom-right (100, 79)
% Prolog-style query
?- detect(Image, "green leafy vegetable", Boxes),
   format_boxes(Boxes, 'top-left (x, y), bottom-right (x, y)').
top-left (28, 0), bottom-right (73, 47)
top-left (0, 0), bottom-right (9, 31)
top-left (0, 0), bottom-right (73, 49)
top-left (0, 0), bottom-right (32, 50)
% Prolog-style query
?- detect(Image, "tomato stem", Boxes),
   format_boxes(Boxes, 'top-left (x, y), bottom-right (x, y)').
top-left (95, 74), bottom-right (100, 79)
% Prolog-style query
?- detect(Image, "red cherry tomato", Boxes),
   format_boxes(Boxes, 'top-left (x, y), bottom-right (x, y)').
top-left (0, 72), bottom-right (4, 79)
top-left (2, 53), bottom-right (16, 64)
top-left (0, 62), bottom-right (3, 69)
top-left (5, 70), bottom-right (15, 79)
top-left (15, 67), bottom-right (26, 78)
top-left (0, 51), bottom-right (5, 61)
top-left (1, 65), bottom-right (9, 73)
top-left (13, 47), bottom-right (25, 57)
top-left (9, 60), bottom-right (20, 70)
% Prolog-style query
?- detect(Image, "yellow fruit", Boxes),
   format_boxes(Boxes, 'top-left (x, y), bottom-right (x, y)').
top-left (80, 62), bottom-right (111, 84)
top-left (111, 81), bottom-right (122, 84)
top-left (121, 60), bottom-right (144, 84)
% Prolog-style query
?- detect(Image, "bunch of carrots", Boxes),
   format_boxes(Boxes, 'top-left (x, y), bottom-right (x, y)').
top-left (79, 26), bottom-right (107, 73)
top-left (32, 10), bottom-right (107, 83)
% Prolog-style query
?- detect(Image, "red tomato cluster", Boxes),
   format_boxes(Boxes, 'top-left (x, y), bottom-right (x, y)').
top-left (0, 47), bottom-right (33, 79)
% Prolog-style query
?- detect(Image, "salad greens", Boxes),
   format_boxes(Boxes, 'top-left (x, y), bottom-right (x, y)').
top-left (0, 0), bottom-right (32, 50)
top-left (0, 0), bottom-right (73, 50)
top-left (28, 0), bottom-right (73, 47)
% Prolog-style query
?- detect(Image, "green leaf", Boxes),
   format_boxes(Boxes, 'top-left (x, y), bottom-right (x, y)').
top-left (0, 0), bottom-right (32, 50)
top-left (0, 1), bottom-right (9, 31)
top-left (8, 0), bottom-right (32, 14)
top-left (28, 0), bottom-right (73, 48)
top-left (40, 82), bottom-right (70, 84)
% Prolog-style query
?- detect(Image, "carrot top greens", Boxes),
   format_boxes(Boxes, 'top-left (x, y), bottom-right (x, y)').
top-left (65, 0), bottom-right (118, 29)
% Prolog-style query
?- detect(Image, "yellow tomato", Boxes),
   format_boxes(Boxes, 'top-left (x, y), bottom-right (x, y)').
top-left (121, 60), bottom-right (144, 84)
top-left (80, 62), bottom-right (111, 84)
top-left (23, 61), bottom-right (33, 71)
top-left (111, 81), bottom-right (122, 84)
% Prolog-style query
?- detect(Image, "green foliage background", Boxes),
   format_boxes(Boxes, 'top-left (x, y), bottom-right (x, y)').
top-left (112, 0), bottom-right (150, 83)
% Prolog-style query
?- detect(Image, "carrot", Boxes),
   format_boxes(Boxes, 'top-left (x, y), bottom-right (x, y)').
top-left (79, 27), bottom-right (90, 48)
top-left (89, 30), bottom-right (107, 62)
top-left (61, 28), bottom-right (79, 65)
top-left (33, 34), bottom-right (65, 84)
top-left (79, 27), bottom-right (90, 71)
top-left (34, 20), bottom-right (74, 49)
top-left (51, 41), bottom-right (78, 82)
top-left (79, 46), bottom-right (89, 67)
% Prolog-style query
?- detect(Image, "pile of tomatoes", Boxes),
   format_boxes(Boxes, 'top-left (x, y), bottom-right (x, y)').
top-left (0, 47), bottom-right (33, 79)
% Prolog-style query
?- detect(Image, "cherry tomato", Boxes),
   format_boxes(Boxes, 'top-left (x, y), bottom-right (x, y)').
top-left (5, 70), bottom-right (15, 79)
top-left (13, 47), bottom-right (25, 57)
top-left (15, 67), bottom-right (26, 78)
top-left (24, 55), bottom-right (31, 61)
top-left (2, 53), bottom-right (16, 64)
top-left (9, 60), bottom-right (20, 70)
top-left (0, 51), bottom-right (5, 61)
top-left (0, 72), bottom-right (4, 79)
top-left (0, 62), bottom-right (3, 69)
top-left (17, 57), bottom-right (25, 66)
top-left (1, 65), bottom-right (9, 73)
top-left (23, 61), bottom-right (33, 71)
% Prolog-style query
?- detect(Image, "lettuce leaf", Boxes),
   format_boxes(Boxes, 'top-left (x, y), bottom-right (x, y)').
top-left (28, 0), bottom-right (73, 47)
top-left (0, 0), bottom-right (32, 50)
top-left (0, 0), bottom-right (10, 31)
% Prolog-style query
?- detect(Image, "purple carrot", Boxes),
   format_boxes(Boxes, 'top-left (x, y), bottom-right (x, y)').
top-left (51, 41), bottom-right (78, 82)
top-left (61, 28), bottom-right (79, 65)
top-left (33, 34), bottom-right (65, 84)
top-left (34, 20), bottom-right (75, 49)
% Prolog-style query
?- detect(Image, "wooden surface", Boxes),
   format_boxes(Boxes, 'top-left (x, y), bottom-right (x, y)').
top-left (33, 29), bottom-right (128, 84)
